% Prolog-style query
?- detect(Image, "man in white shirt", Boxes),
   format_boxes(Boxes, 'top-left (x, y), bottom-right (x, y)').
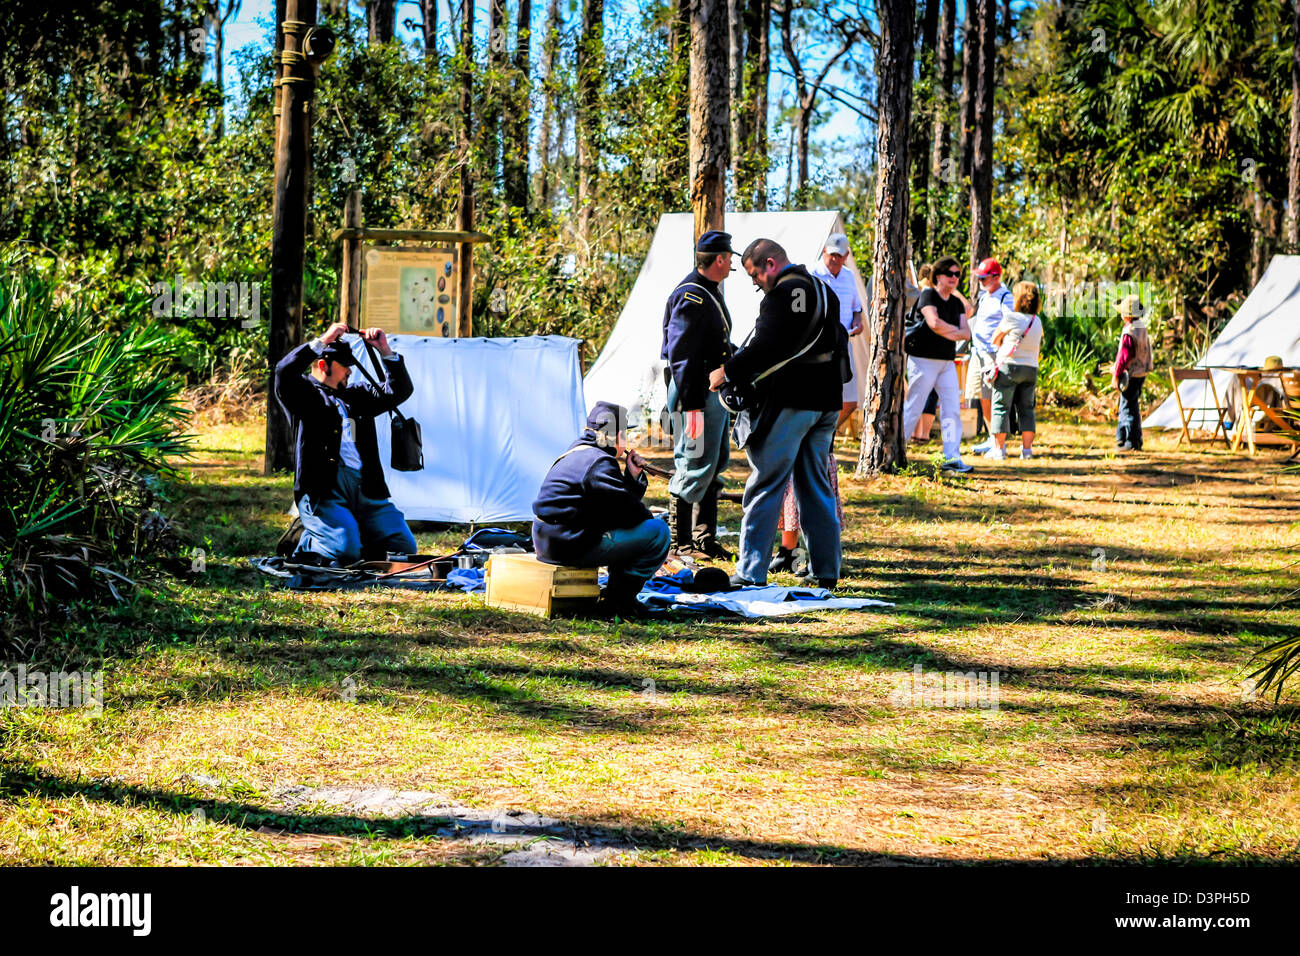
top-left (810, 234), bottom-right (864, 431)
top-left (966, 257), bottom-right (1014, 454)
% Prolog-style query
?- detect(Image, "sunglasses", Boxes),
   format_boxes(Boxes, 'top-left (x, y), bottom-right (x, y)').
top-left (939, 270), bottom-right (960, 278)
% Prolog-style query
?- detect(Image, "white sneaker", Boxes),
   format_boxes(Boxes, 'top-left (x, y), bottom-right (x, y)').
top-left (983, 445), bottom-right (1007, 460)
top-left (972, 439), bottom-right (994, 454)
top-left (1020, 447), bottom-right (1033, 459)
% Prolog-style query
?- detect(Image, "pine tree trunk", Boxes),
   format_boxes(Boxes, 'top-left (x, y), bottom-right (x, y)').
top-left (1251, 190), bottom-right (1268, 285)
top-left (910, 0), bottom-right (938, 256)
top-left (456, 0), bottom-right (475, 337)
top-left (690, 0), bottom-right (730, 239)
top-left (753, 0), bottom-right (769, 210)
top-left (929, 0), bottom-right (955, 237)
top-left (534, 0), bottom-right (561, 208)
top-left (738, 0), bottom-right (770, 210)
top-left (728, 0), bottom-right (744, 184)
top-left (206, 2), bottom-right (228, 137)
top-left (576, 0), bottom-right (605, 255)
top-left (967, 0), bottom-right (995, 280)
top-left (958, 0), bottom-right (976, 182)
top-left (368, 0), bottom-right (395, 44)
top-left (485, 0), bottom-right (506, 196)
top-left (1289, 0), bottom-right (1300, 248)
top-left (858, 0), bottom-right (915, 477)
top-left (796, 104), bottom-right (810, 208)
top-left (420, 0), bottom-right (438, 59)
top-left (504, 0), bottom-right (532, 210)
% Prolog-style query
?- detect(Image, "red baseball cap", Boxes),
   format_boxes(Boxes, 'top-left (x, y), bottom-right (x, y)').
top-left (975, 257), bottom-right (1002, 278)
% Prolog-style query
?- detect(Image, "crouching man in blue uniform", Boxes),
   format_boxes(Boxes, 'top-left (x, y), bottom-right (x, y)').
top-left (274, 321), bottom-right (418, 565)
top-left (532, 401), bottom-right (671, 613)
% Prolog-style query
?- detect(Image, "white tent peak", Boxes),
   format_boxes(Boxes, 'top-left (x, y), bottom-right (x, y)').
top-left (1145, 255), bottom-right (1300, 430)
top-left (582, 210), bottom-right (871, 419)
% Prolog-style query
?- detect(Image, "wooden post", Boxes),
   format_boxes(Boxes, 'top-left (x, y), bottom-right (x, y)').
top-left (265, 0), bottom-right (319, 475)
top-left (272, 0), bottom-right (287, 147)
top-left (338, 189), bottom-right (363, 328)
top-left (456, 0), bottom-right (475, 337)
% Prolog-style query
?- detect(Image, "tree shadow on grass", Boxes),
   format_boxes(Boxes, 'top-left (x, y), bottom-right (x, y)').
top-left (3, 762), bottom-right (1284, 865)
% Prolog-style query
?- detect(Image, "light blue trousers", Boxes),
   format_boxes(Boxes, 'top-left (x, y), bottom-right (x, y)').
top-left (298, 466), bottom-right (417, 565)
top-left (574, 517), bottom-right (671, 596)
top-left (666, 382), bottom-right (731, 504)
top-left (737, 408), bottom-right (841, 583)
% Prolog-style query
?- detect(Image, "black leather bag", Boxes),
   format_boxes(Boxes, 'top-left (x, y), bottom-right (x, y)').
top-left (903, 299), bottom-right (926, 355)
top-left (353, 337), bottom-right (425, 472)
top-left (388, 411), bottom-right (424, 471)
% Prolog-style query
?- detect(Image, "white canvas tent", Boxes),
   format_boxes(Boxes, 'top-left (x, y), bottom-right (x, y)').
top-left (339, 334), bottom-right (587, 523)
top-left (582, 211), bottom-right (872, 419)
top-left (1145, 255), bottom-right (1300, 430)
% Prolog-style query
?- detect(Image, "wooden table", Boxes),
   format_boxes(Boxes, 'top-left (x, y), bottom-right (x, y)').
top-left (1217, 367), bottom-right (1300, 454)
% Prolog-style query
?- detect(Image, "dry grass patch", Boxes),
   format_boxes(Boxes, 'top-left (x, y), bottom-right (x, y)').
top-left (3, 413), bottom-right (1300, 864)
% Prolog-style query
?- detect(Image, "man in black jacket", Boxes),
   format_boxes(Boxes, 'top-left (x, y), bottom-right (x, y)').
top-left (708, 238), bottom-right (843, 589)
top-left (532, 401), bottom-right (670, 611)
top-left (274, 321), bottom-right (417, 565)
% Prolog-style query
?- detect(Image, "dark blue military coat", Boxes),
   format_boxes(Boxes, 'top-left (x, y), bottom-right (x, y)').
top-left (661, 270), bottom-right (733, 411)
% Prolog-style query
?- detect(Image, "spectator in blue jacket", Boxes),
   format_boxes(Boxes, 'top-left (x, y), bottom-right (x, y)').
top-left (274, 321), bottom-right (418, 565)
top-left (967, 257), bottom-right (1015, 454)
top-left (532, 401), bottom-right (670, 612)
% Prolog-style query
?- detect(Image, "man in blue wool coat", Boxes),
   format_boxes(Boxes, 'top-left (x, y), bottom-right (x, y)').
top-left (532, 401), bottom-right (670, 613)
top-left (274, 321), bottom-right (418, 565)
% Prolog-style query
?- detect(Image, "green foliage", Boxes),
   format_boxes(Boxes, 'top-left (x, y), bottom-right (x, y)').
top-left (999, 0), bottom-right (1290, 306)
top-left (0, 255), bottom-right (191, 636)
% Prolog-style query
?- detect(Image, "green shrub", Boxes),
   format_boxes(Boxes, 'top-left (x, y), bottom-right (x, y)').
top-left (0, 258), bottom-right (192, 638)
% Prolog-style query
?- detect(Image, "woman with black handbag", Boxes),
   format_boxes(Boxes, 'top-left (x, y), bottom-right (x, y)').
top-left (900, 256), bottom-right (975, 472)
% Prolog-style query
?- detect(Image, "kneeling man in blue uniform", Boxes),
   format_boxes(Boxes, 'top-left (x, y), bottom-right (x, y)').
top-left (532, 402), bottom-right (671, 612)
top-left (275, 321), bottom-right (419, 565)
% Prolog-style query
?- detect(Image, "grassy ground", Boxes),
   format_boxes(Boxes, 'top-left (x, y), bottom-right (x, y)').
top-left (3, 412), bottom-right (1300, 866)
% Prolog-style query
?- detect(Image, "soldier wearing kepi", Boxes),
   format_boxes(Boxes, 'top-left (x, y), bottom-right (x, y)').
top-left (660, 229), bottom-right (737, 561)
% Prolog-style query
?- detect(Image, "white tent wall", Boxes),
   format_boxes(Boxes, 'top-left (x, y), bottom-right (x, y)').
top-left (582, 211), bottom-right (873, 419)
top-left (343, 334), bottom-right (587, 523)
top-left (1145, 255), bottom-right (1300, 430)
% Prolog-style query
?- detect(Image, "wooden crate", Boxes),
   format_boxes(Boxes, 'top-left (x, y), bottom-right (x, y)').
top-left (484, 552), bottom-right (600, 618)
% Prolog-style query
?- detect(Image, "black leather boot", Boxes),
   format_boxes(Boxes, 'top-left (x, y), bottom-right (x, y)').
top-left (692, 487), bottom-right (733, 560)
top-left (769, 545), bottom-right (797, 574)
top-left (669, 494), bottom-right (704, 558)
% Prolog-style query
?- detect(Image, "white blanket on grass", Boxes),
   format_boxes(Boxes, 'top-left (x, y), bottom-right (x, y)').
top-left (639, 585), bottom-right (893, 618)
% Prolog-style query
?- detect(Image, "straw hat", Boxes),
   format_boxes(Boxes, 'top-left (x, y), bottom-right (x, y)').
top-left (1263, 355), bottom-right (1284, 371)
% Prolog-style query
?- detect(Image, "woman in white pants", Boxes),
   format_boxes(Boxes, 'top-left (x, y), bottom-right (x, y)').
top-left (901, 255), bottom-right (974, 471)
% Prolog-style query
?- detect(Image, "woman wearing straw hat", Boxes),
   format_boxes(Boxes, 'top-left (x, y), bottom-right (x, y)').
top-left (1111, 294), bottom-right (1152, 451)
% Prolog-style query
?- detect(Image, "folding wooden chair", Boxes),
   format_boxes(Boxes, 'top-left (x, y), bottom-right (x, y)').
top-left (1170, 368), bottom-right (1228, 447)
top-left (1237, 371), bottom-right (1300, 454)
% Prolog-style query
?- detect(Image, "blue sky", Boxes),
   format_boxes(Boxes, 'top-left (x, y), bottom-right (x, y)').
top-left (218, 1), bottom-right (1022, 203)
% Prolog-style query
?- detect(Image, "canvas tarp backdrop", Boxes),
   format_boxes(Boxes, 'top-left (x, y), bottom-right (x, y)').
top-left (342, 334), bottom-right (587, 523)
top-left (582, 211), bottom-right (872, 419)
top-left (1145, 254), bottom-right (1300, 430)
